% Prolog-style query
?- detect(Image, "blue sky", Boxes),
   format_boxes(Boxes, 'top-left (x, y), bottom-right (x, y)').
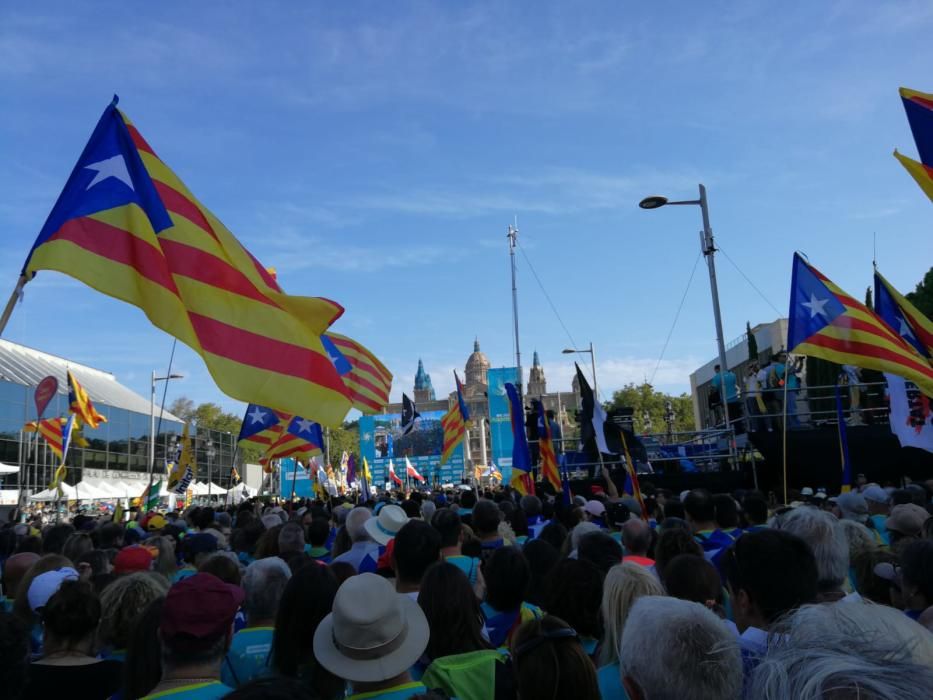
top-left (2, 2), bottom-right (932, 416)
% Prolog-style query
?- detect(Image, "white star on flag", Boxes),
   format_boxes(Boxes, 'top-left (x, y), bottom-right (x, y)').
top-left (84, 154), bottom-right (134, 191)
top-left (801, 294), bottom-right (830, 319)
top-left (898, 317), bottom-right (916, 340)
top-left (247, 406), bottom-right (267, 424)
top-left (295, 418), bottom-right (314, 434)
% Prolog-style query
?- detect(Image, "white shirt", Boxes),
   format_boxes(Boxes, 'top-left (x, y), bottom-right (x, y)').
top-left (744, 374), bottom-right (760, 397)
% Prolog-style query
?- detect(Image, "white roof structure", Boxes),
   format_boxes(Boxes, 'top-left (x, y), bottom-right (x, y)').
top-left (0, 339), bottom-right (184, 422)
top-left (0, 463), bottom-right (20, 474)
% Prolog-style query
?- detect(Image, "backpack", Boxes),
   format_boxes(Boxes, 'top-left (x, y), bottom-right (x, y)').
top-left (422, 649), bottom-right (517, 700)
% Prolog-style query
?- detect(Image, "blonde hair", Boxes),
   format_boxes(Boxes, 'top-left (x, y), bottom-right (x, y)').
top-left (98, 572), bottom-right (169, 650)
top-left (145, 536), bottom-right (178, 581)
top-left (598, 561), bottom-right (665, 666)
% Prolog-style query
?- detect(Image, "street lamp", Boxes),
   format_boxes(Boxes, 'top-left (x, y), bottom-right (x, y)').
top-left (563, 342), bottom-right (598, 399)
top-left (638, 184), bottom-right (731, 429)
top-left (150, 372), bottom-right (184, 478)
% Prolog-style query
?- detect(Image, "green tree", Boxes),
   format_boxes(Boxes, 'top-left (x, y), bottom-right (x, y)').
top-left (906, 266), bottom-right (933, 319)
top-left (606, 383), bottom-right (695, 434)
top-left (326, 420), bottom-right (360, 464)
top-left (167, 397), bottom-right (259, 462)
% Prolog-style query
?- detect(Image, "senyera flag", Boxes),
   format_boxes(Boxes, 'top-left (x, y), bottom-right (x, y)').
top-left (787, 254), bottom-right (933, 396)
top-left (67, 370), bottom-right (107, 429)
top-left (20, 97), bottom-right (352, 426)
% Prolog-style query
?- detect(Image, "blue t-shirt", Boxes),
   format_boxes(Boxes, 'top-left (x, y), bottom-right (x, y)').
top-left (445, 554), bottom-right (480, 586)
top-left (597, 662), bottom-right (630, 700)
top-left (222, 627), bottom-right (273, 688)
top-left (141, 681), bottom-right (234, 700)
top-left (711, 371), bottom-right (739, 401)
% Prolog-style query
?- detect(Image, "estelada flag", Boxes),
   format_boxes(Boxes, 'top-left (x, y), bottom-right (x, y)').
top-left (536, 400), bottom-right (561, 493)
top-left (67, 370), bottom-right (107, 429)
top-left (787, 254), bottom-right (933, 396)
top-left (260, 416), bottom-right (324, 472)
top-left (21, 97), bottom-right (351, 426)
top-left (874, 269), bottom-right (933, 360)
top-left (322, 332), bottom-right (393, 414)
top-left (238, 404), bottom-right (290, 450)
top-left (505, 382), bottom-right (533, 496)
top-left (895, 87), bottom-right (933, 202)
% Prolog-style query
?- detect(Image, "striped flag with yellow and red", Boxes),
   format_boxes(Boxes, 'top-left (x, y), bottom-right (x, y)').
top-left (323, 332), bottom-right (393, 414)
top-left (22, 97), bottom-right (352, 426)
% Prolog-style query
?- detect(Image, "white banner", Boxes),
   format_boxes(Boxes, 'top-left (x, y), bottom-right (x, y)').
top-left (886, 373), bottom-right (933, 453)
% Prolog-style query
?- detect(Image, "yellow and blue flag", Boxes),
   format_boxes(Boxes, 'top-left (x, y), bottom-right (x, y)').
top-left (787, 254), bottom-right (933, 396)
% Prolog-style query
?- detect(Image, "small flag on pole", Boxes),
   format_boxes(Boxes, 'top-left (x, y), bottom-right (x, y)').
top-left (405, 457), bottom-right (426, 483)
top-left (536, 400), bottom-right (561, 492)
top-left (401, 394), bottom-right (420, 435)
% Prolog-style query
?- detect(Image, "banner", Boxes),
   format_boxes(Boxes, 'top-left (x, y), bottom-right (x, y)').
top-left (886, 373), bottom-right (933, 453)
top-left (35, 376), bottom-right (58, 420)
top-left (359, 409), bottom-right (464, 487)
top-left (278, 458), bottom-right (317, 499)
top-left (487, 367), bottom-right (520, 483)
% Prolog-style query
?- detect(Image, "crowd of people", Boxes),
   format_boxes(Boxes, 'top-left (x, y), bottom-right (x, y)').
top-left (1, 476), bottom-right (933, 700)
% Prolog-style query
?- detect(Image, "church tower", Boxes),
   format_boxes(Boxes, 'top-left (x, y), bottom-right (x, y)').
top-left (527, 350), bottom-right (547, 398)
top-left (413, 359), bottom-right (435, 402)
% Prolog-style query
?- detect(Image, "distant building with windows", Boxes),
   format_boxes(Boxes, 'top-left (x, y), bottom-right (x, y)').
top-left (0, 339), bottom-right (237, 494)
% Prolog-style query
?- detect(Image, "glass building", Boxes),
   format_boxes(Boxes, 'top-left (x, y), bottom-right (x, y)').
top-left (0, 339), bottom-right (237, 495)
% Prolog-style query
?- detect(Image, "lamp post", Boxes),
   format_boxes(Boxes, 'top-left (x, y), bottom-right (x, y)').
top-left (639, 184), bottom-right (731, 429)
top-left (206, 440), bottom-right (216, 500)
top-left (563, 342), bottom-right (598, 399)
top-left (149, 372), bottom-right (183, 478)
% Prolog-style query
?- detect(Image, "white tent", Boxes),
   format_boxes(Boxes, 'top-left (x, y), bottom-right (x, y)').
top-left (0, 489), bottom-right (20, 505)
top-left (0, 462), bottom-right (20, 475)
top-left (72, 482), bottom-right (111, 500)
top-left (224, 482), bottom-right (256, 503)
top-left (206, 482), bottom-right (227, 495)
top-left (31, 483), bottom-right (78, 501)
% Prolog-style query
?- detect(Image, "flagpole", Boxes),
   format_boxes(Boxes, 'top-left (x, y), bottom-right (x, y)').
top-left (0, 275), bottom-right (26, 338)
top-left (781, 356), bottom-right (790, 504)
top-left (290, 458), bottom-right (299, 501)
top-left (508, 224), bottom-right (523, 394)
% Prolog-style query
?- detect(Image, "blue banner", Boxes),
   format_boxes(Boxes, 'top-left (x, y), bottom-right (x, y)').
top-left (487, 367), bottom-right (520, 483)
top-left (359, 409), bottom-right (464, 488)
top-left (278, 459), bottom-right (316, 499)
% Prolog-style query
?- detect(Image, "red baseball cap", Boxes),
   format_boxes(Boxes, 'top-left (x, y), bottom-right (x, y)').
top-left (113, 545), bottom-right (156, 574)
top-left (161, 573), bottom-right (245, 651)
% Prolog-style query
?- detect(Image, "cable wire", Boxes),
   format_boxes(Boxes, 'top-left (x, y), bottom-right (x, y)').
top-left (515, 239), bottom-right (580, 353)
top-left (650, 251), bottom-right (702, 385)
top-left (717, 244), bottom-right (783, 317)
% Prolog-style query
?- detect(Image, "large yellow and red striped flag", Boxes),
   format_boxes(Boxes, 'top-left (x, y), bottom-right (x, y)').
top-left (322, 332), bottom-right (393, 414)
top-left (535, 401), bottom-right (561, 493)
top-left (25, 416), bottom-right (66, 459)
top-left (440, 404), bottom-right (466, 466)
top-left (787, 254), bottom-right (933, 396)
top-left (21, 97), bottom-right (352, 426)
top-left (67, 370), bottom-right (107, 429)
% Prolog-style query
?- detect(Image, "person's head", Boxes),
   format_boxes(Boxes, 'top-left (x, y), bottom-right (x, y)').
top-left (620, 596), bottom-right (742, 700)
top-left (599, 562), bottom-right (665, 667)
top-left (471, 499), bottom-right (501, 537)
top-left (392, 520), bottom-right (441, 589)
top-left (886, 504), bottom-right (929, 544)
top-left (834, 491), bottom-right (870, 524)
top-left (99, 572), bottom-right (168, 652)
top-left (0, 610), bottom-right (28, 700)
top-left (420, 500), bottom-right (436, 523)
top-left (722, 529), bottom-right (818, 632)
top-left (520, 495), bottom-right (543, 520)
top-left (198, 553), bottom-right (242, 586)
top-left (484, 545), bottom-right (530, 612)
top-left (242, 557), bottom-right (291, 625)
top-left (12, 554), bottom-right (71, 624)
top-left (97, 522), bottom-right (124, 549)
top-left (42, 523), bottom-right (75, 555)
top-left (712, 495), bottom-right (739, 529)
top-left (271, 562), bottom-right (341, 696)
top-left (61, 532), bottom-right (93, 566)
top-left (683, 489), bottom-right (716, 530)
top-left (750, 600), bottom-right (933, 699)
top-left (123, 596), bottom-right (164, 699)
top-left (182, 533), bottom-right (219, 567)
top-left (653, 528), bottom-right (703, 580)
top-left (900, 539), bottom-right (933, 611)
top-left (40, 579), bottom-right (100, 655)
top-left (159, 573), bottom-right (244, 672)
top-left (313, 573), bottom-right (429, 688)
top-left (1, 552), bottom-right (39, 601)
top-left (431, 508), bottom-right (463, 549)
top-left (838, 518), bottom-right (878, 563)
top-left (278, 522), bottom-right (305, 556)
top-left (522, 538), bottom-right (560, 607)
top-left (542, 559), bottom-right (605, 641)
top-left (511, 615), bottom-right (601, 700)
top-left (621, 518), bottom-right (652, 557)
top-left (418, 562), bottom-right (489, 660)
top-left (662, 554), bottom-right (723, 613)
top-left (777, 507), bottom-right (848, 594)
top-left (345, 507), bottom-right (373, 544)
top-left (577, 530), bottom-right (623, 574)
top-left (364, 505), bottom-right (409, 546)
top-left (306, 519), bottom-right (330, 549)
top-left (537, 521), bottom-right (568, 552)
top-left (862, 485), bottom-right (891, 515)
top-left (742, 497), bottom-right (768, 526)
top-left (851, 549), bottom-right (899, 605)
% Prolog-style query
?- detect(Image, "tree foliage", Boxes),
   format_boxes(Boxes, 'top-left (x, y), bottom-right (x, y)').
top-left (326, 421), bottom-right (360, 464)
top-left (167, 397), bottom-right (258, 462)
top-left (906, 266), bottom-right (933, 319)
top-left (606, 382), bottom-right (695, 434)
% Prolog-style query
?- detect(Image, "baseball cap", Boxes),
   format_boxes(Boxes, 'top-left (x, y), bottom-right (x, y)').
top-left (28, 567), bottom-right (79, 612)
top-left (885, 504), bottom-right (929, 537)
top-left (801, 487), bottom-right (814, 497)
top-left (114, 545), bottom-right (156, 574)
top-left (160, 573), bottom-right (245, 652)
top-left (584, 500), bottom-right (606, 518)
top-left (862, 485), bottom-right (889, 504)
top-left (835, 492), bottom-right (869, 521)
top-left (146, 514), bottom-right (168, 532)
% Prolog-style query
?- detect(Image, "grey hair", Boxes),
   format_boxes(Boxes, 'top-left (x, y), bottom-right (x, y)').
top-left (621, 519), bottom-right (652, 556)
top-left (242, 557), bottom-right (291, 622)
top-left (346, 507), bottom-right (373, 542)
top-left (777, 507), bottom-right (848, 591)
top-left (619, 596), bottom-right (742, 700)
top-left (421, 501), bottom-right (437, 522)
top-left (750, 601), bottom-right (933, 699)
top-left (277, 522), bottom-right (305, 554)
top-left (570, 521), bottom-right (600, 551)
top-left (838, 518), bottom-right (878, 562)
